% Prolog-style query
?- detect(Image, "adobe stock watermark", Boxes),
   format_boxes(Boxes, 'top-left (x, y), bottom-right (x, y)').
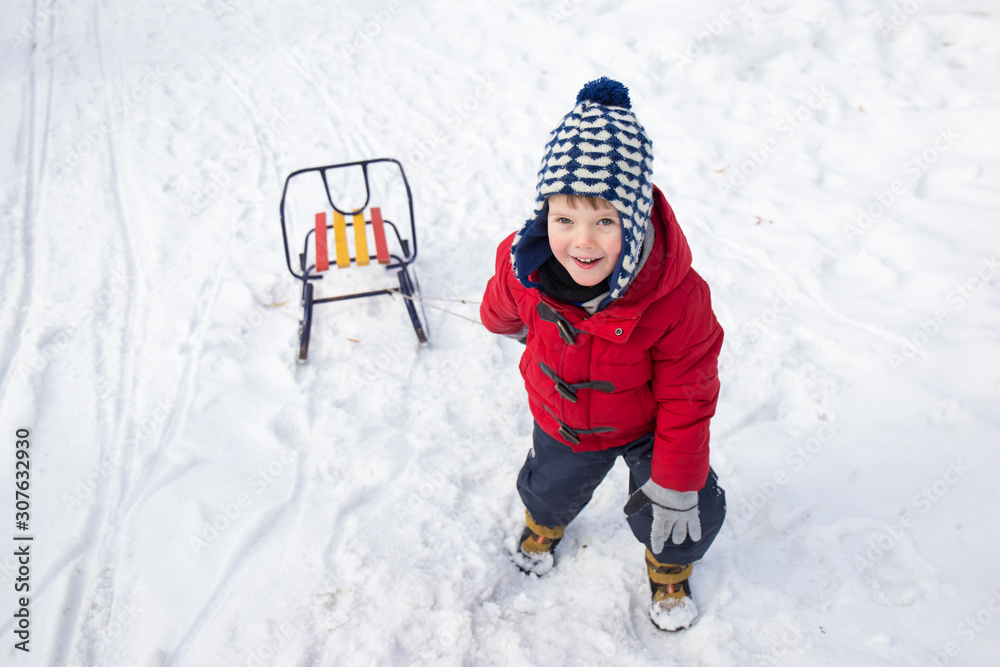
top-left (224, 300), bottom-right (282, 357)
top-left (61, 400), bottom-right (173, 511)
top-left (545, 0), bottom-right (587, 27)
top-left (845, 127), bottom-right (959, 241)
top-left (887, 254), bottom-right (997, 371)
top-left (53, 67), bottom-right (169, 177)
top-left (756, 617), bottom-right (803, 664)
top-left (340, 1), bottom-right (403, 62)
top-left (94, 602), bottom-right (142, 652)
top-left (399, 443), bottom-right (476, 516)
top-left (404, 74), bottom-right (500, 169)
top-left (876, 0), bottom-right (928, 37)
top-left (732, 419), bottom-right (839, 528)
top-left (718, 287), bottom-right (798, 371)
top-left (6, 0), bottom-right (69, 52)
top-left (189, 447), bottom-right (297, 554)
top-left (398, 406), bottom-right (514, 516)
top-left (648, 0), bottom-right (751, 78)
top-left (853, 459), bottom-right (969, 577)
top-left (349, 331), bottom-right (419, 389)
top-left (429, 628), bottom-right (462, 658)
top-left (245, 623), bottom-right (295, 667)
top-left (212, 0), bottom-right (246, 17)
top-left (717, 85), bottom-right (832, 202)
top-left (17, 269), bottom-right (133, 384)
top-left (180, 107), bottom-right (293, 218)
top-left (929, 589), bottom-right (1000, 666)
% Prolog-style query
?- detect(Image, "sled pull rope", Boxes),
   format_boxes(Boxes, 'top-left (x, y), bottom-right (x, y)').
top-left (391, 290), bottom-right (482, 325)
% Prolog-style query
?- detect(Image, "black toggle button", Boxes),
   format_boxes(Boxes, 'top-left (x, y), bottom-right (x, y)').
top-left (555, 382), bottom-right (578, 403)
top-left (556, 320), bottom-right (576, 345)
top-left (558, 425), bottom-right (581, 445)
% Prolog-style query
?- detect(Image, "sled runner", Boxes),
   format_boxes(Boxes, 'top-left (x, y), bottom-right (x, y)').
top-left (279, 158), bottom-right (428, 361)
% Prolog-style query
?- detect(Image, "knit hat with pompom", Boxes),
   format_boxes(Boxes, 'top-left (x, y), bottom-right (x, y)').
top-left (511, 77), bottom-right (654, 310)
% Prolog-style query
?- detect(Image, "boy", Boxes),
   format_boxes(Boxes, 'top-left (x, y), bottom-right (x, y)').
top-left (480, 78), bottom-right (726, 631)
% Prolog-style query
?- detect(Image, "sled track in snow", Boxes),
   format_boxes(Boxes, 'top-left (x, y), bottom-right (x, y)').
top-left (0, 0), bottom-right (51, 413)
top-left (166, 457), bottom-right (308, 665)
top-left (122, 257), bottom-right (229, 515)
top-left (56, 2), bottom-right (149, 664)
top-left (0, 0), bottom-right (75, 658)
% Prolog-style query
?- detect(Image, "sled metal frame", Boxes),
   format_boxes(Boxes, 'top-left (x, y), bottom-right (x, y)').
top-left (279, 157), bottom-right (427, 362)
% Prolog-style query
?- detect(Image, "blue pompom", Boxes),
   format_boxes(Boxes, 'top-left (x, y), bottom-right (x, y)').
top-left (576, 77), bottom-right (631, 109)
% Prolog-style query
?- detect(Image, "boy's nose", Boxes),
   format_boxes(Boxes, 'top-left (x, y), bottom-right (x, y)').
top-left (572, 225), bottom-right (596, 247)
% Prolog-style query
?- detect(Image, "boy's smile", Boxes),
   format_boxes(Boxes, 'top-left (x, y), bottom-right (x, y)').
top-left (546, 195), bottom-right (623, 287)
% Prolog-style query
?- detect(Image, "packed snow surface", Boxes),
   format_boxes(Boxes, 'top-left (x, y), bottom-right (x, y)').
top-left (1, 0), bottom-right (999, 665)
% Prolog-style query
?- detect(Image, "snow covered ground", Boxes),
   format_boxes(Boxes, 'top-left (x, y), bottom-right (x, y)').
top-left (1, 0), bottom-right (999, 665)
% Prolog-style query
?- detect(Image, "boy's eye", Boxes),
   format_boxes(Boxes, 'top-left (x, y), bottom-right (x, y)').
top-left (556, 217), bottom-right (573, 225)
top-left (597, 218), bottom-right (617, 226)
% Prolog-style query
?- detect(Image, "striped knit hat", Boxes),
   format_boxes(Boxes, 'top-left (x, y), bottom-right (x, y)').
top-left (512, 77), bottom-right (654, 309)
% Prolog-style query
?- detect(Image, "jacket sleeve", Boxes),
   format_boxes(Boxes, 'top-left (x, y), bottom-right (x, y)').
top-left (480, 233), bottom-right (526, 336)
top-left (649, 279), bottom-right (724, 492)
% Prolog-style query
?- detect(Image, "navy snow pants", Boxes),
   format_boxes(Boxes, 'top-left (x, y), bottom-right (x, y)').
top-left (517, 422), bottom-right (726, 564)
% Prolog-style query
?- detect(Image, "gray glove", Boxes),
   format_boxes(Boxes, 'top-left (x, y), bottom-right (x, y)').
top-left (624, 480), bottom-right (701, 552)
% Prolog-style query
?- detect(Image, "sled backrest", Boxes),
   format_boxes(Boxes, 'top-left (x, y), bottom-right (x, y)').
top-left (312, 207), bottom-right (392, 272)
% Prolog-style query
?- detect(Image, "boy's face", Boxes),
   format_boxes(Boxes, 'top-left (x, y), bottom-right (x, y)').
top-left (546, 195), bottom-right (622, 287)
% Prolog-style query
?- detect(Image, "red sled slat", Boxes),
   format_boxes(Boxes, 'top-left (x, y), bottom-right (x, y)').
top-left (315, 212), bottom-right (330, 272)
top-left (370, 207), bottom-right (391, 265)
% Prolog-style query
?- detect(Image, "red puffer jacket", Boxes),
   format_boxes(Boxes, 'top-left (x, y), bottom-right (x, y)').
top-left (480, 186), bottom-right (723, 492)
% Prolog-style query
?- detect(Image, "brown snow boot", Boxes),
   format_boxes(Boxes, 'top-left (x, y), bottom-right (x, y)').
top-left (646, 550), bottom-right (698, 631)
top-left (513, 510), bottom-right (565, 576)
